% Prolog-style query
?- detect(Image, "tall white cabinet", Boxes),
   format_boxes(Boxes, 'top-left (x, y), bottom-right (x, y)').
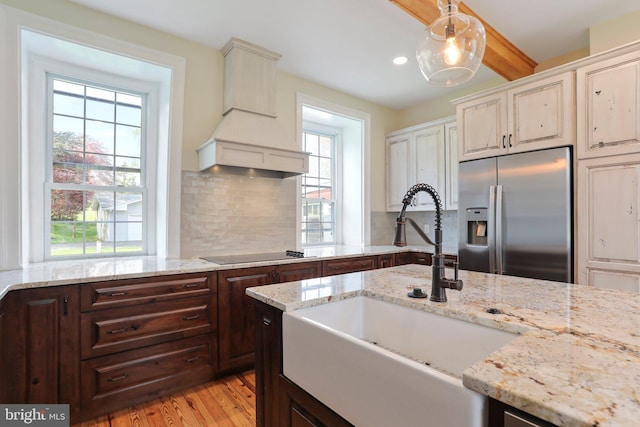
top-left (578, 155), bottom-right (640, 291)
top-left (576, 49), bottom-right (640, 291)
top-left (386, 116), bottom-right (457, 212)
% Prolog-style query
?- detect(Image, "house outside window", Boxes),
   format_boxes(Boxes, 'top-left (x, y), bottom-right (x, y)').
top-left (301, 129), bottom-right (336, 245)
top-left (47, 77), bottom-right (146, 257)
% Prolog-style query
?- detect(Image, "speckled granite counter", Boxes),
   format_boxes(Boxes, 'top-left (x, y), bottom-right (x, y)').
top-left (246, 264), bottom-right (640, 427)
top-left (0, 245), bottom-right (448, 300)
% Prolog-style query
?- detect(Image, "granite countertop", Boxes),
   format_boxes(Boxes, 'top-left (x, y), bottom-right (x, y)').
top-left (0, 245), bottom-right (450, 300)
top-left (246, 264), bottom-right (640, 427)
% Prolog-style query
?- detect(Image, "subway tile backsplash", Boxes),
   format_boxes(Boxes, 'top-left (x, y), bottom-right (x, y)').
top-left (180, 171), bottom-right (298, 258)
top-left (181, 171), bottom-right (458, 258)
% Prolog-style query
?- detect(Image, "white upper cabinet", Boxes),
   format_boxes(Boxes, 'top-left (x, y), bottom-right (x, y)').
top-left (456, 92), bottom-right (506, 161)
top-left (576, 50), bottom-right (640, 159)
top-left (386, 117), bottom-right (455, 212)
top-left (456, 72), bottom-right (575, 162)
top-left (386, 133), bottom-right (411, 212)
top-left (412, 124), bottom-right (445, 211)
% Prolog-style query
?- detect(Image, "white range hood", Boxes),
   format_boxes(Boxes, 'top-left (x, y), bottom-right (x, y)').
top-left (197, 38), bottom-right (309, 177)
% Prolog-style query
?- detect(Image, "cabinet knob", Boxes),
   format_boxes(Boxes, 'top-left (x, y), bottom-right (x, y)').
top-left (502, 135), bottom-right (506, 149)
top-left (182, 314), bottom-right (200, 321)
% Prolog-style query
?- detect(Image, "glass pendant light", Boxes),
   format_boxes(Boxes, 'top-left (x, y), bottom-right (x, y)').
top-left (416, 0), bottom-right (486, 87)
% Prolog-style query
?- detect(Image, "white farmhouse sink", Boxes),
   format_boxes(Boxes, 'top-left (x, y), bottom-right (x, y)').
top-left (282, 296), bottom-right (516, 427)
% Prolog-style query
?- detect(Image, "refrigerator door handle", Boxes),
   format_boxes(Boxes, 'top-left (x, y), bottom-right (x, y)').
top-left (488, 186), bottom-right (496, 274)
top-left (496, 185), bottom-right (504, 275)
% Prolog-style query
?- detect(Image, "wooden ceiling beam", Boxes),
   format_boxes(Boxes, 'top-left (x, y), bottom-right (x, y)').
top-left (390, 0), bottom-right (538, 81)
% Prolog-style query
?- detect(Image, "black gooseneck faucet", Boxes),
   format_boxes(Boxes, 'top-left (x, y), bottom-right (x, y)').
top-left (392, 183), bottom-right (463, 302)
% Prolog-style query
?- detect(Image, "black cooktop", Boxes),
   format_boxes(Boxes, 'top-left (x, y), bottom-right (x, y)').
top-left (201, 250), bottom-right (307, 265)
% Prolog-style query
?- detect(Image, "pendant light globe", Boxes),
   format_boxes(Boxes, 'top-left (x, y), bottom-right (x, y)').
top-left (416, 0), bottom-right (486, 87)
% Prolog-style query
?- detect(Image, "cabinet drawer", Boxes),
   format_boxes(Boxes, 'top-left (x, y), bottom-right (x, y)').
top-left (81, 296), bottom-right (213, 359)
top-left (81, 273), bottom-right (211, 311)
top-left (322, 256), bottom-right (376, 276)
top-left (81, 335), bottom-right (215, 416)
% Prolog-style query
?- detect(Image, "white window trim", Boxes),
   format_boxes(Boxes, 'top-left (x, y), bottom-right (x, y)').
top-left (0, 5), bottom-right (185, 268)
top-left (296, 93), bottom-right (372, 247)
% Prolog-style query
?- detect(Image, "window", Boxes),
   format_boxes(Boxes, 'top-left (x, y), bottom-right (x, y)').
top-left (47, 77), bottom-right (146, 257)
top-left (301, 130), bottom-right (336, 245)
top-left (298, 95), bottom-right (371, 248)
top-left (12, 27), bottom-right (185, 267)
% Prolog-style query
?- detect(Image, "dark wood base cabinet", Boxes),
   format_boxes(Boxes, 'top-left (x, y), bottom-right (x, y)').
top-left (0, 272), bottom-right (217, 424)
top-left (77, 272), bottom-right (217, 421)
top-left (218, 262), bottom-right (322, 376)
top-left (2, 286), bottom-right (81, 418)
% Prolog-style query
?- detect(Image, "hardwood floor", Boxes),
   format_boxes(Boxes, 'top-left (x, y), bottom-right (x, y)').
top-left (73, 371), bottom-right (256, 427)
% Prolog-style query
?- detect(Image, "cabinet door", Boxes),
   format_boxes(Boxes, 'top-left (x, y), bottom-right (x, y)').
top-left (577, 51), bottom-right (640, 159)
top-left (254, 301), bottom-right (282, 427)
top-left (508, 71), bottom-right (574, 153)
top-left (3, 286), bottom-right (80, 411)
top-left (377, 253), bottom-right (395, 268)
top-left (413, 124), bottom-right (445, 210)
top-left (218, 266), bottom-right (275, 374)
top-left (386, 133), bottom-right (411, 211)
top-left (278, 261), bottom-right (322, 283)
top-left (577, 154), bottom-right (640, 287)
top-left (445, 122), bottom-right (458, 210)
top-left (457, 92), bottom-right (507, 161)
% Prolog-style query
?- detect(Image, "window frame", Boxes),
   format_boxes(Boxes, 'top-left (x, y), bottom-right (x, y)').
top-left (25, 54), bottom-right (161, 262)
top-left (301, 123), bottom-right (342, 246)
top-left (44, 74), bottom-right (150, 259)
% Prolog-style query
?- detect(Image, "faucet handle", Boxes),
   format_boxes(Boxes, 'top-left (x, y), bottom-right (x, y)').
top-left (452, 262), bottom-right (463, 291)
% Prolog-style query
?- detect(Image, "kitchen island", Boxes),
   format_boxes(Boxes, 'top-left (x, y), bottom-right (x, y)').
top-left (246, 264), bottom-right (640, 427)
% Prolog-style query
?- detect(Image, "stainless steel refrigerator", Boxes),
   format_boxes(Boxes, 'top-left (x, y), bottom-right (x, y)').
top-left (458, 147), bottom-right (573, 283)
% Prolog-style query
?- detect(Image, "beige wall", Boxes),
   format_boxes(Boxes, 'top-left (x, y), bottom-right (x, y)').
top-left (534, 48), bottom-right (590, 73)
top-left (395, 77), bottom-right (506, 130)
top-left (590, 9), bottom-right (640, 55)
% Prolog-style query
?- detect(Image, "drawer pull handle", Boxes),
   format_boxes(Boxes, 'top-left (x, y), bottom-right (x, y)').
top-left (108, 291), bottom-right (127, 297)
top-left (108, 327), bottom-right (129, 334)
top-left (183, 314), bottom-right (200, 321)
top-left (107, 374), bottom-right (129, 382)
top-left (183, 283), bottom-right (200, 289)
top-left (184, 356), bottom-right (201, 363)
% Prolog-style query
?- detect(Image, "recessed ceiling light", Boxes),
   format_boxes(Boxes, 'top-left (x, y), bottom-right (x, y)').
top-left (393, 56), bottom-right (408, 65)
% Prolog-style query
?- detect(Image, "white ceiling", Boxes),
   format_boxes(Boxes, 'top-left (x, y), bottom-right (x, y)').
top-left (68, 0), bottom-right (640, 110)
